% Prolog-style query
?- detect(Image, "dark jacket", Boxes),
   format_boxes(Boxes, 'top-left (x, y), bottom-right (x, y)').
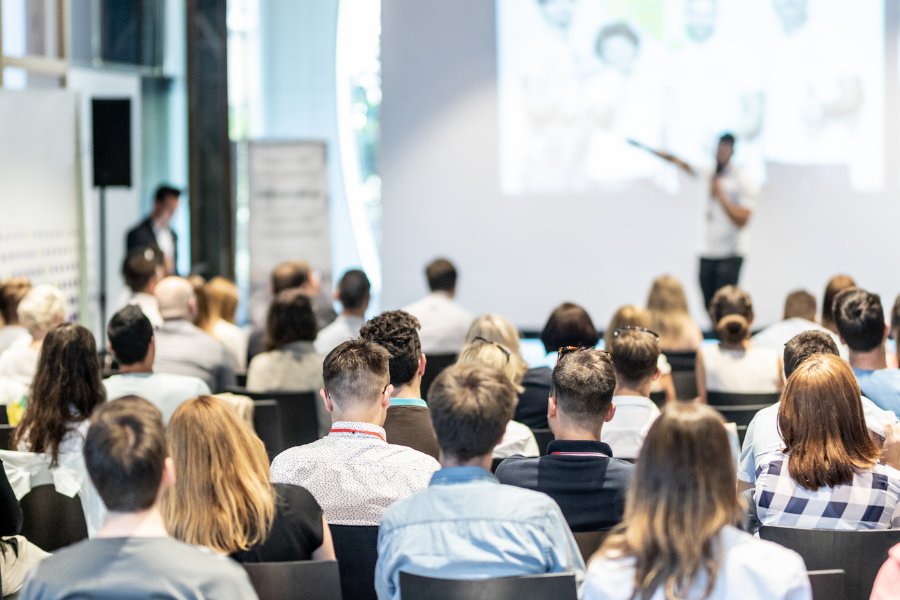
top-left (126, 217), bottom-right (178, 273)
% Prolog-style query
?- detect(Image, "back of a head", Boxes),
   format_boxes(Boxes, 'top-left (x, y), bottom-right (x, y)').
top-left (709, 285), bottom-right (753, 344)
top-left (187, 275), bottom-right (210, 329)
top-left (783, 290), bottom-right (816, 322)
top-left (551, 348), bottom-right (616, 425)
top-left (266, 289), bottom-right (317, 350)
top-left (85, 397), bottom-right (166, 513)
top-left (833, 288), bottom-right (884, 352)
top-left (358, 310), bottom-right (421, 387)
top-left (779, 354), bottom-right (878, 491)
top-left (155, 276), bottom-right (195, 321)
top-left (271, 260), bottom-right (311, 294)
top-left (425, 258), bottom-right (457, 292)
top-left (155, 184), bottom-right (181, 204)
top-left (428, 362), bottom-right (517, 461)
top-left (783, 330), bottom-right (839, 379)
top-left (0, 278), bottom-right (31, 325)
top-left (338, 269), bottom-right (371, 310)
top-left (464, 314), bottom-right (529, 383)
top-left (17, 284), bottom-right (66, 334)
top-left (457, 340), bottom-right (521, 391)
top-left (608, 328), bottom-right (660, 385)
top-left (108, 305), bottom-right (153, 366)
top-left (205, 276), bottom-right (239, 324)
top-left (323, 339), bottom-right (390, 409)
top-left (164, 395), bottom-right (274, 554)
top-left (607, 305), bottom-right (650, 339)
top-left (122, 246), bottom-right (163, 293)
top-left (647, 275), bottom-right (689, 314)
top-left (891, 294), bottom-right (900, 339)
top-left (540, 302), bottom-right (599, 354)
top-left (822, 275), bottom-right (856, 330)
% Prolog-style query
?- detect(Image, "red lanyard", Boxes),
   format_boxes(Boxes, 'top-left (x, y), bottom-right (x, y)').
top-left (551, 451), bottom-right (608, 457)
top-left (330, 428), bottom-right (385, 442)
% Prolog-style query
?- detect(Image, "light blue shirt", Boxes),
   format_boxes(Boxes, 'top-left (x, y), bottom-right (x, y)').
top-left (853, 367), bottom-right (900, 416)
top-left (374, 467), bottom-right (585, 600)
top-left (103, 372), bottom-right (211, 424)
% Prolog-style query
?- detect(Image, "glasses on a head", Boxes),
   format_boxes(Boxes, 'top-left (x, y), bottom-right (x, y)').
top-left (557, 346), bottom-right (611, 361)
top-left (473, 336), bottom-right (512, 363)
top-left (613, 326), bottom-right (660, 340)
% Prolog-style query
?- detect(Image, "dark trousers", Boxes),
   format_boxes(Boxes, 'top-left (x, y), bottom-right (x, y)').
top-left (699, 256), bottom-right (743, 309)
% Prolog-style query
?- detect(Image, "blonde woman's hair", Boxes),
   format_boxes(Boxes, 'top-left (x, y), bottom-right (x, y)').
top-left (205, 277), bottom-right (239, 326)
top-left (599, 403), bottom-right (740, 600)
top-left (457, 340), bottom-right (523, 395)
top-left (607, 305), bottom-right (651, 337)
top-left (647, 276), bottom-right (696, 351)
top-left (17, 284), bottom-right (66, 335)
top-left (464, 314), bottom-right (528, 385)
top-left (163, 395), bottom-right (276, 554)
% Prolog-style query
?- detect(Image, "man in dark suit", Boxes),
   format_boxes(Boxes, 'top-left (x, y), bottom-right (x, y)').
top-left (127, 185), bottom-right (181, 276)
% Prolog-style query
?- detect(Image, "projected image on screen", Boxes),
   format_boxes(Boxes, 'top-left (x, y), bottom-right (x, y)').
top-left (497, 0), bottom-right (884, 194)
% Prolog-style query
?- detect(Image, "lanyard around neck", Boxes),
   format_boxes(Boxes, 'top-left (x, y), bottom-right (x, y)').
top-left (330, 428), bottom-right (385, 442)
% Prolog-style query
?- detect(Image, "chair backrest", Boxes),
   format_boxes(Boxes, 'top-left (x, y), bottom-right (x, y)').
top-left (706, 391), bottom-right (781, 407)
top-left (252, 400), bottom-right (283, 460)
top-left (759, 526), bottom-right (900, 600)
top-left (664, 351), bottom-right (697, 372)
top-left (242, 560), bottom-right (342, 600)
top-left (531, 429), bottom-right (554, 456)
top-left (491, 458), bottom-right (504, 473)
top-left (331, 524), bottom-right (380, 600)
top-left (420, 354), bottom-right (458, 400)
top-left (648, 391), bottom-right (666, 408)
top-left (399, 572), bottom-right (578, 600)
top-left (807, 570), bottom-right (847, 600)
top-left (572, 531), bottom-right (608, 564)
top-left (671, 370), bottom-right (697, 401)
top-left (230, 388), bottom-right (320, 457)
top-left (19, 484), bottom-right (89, 552)
top-left (236, 373), bottom-right (248, 388)
top-left (0, 424), bottom-right (15, 450)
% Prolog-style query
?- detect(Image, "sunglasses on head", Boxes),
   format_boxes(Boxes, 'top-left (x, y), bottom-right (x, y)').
top-left (613, 326), bottom-right (660, 340)
top-left (473, 336), bottom-right (512, 363)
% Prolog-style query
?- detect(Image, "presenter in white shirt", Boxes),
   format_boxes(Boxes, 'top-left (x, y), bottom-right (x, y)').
top-left (403, 259), bottom-right (473, 355)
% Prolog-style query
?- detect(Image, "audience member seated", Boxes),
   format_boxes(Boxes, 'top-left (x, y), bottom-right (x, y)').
top-left (164, 395), bottom-right (335, 562)
top-left (315, 269), bottom-right (371, 355)
top-left (456, 341), bottom-right (539, 459)
top-left (203, 277), bottom-right (248, 375)
top-left (464, 313), bottom-right (530, 390)
top-left (584, 403), bottom-right (811, 600)
top-left (871, 541), bottom-right (900, 600)
top-left (402, 258), bottom-right (473, 355)
top-left (358, 310), bottom-right (440, 459)
top-left (270, 339), bottom-right (439, 525)
top-left (0, 284), bottom-right (66, 387)
top-left (496, 347), bottom-right (633, 532)
top-left (821, 274), bottom-right (856, 335)
top-left (835, 287), bottom-right (900, 415)
top-left (0, 278), bottom-right (31, 354)
top-left (519, 302), bottom-right (600, 429)
top-left (152, 277), bottom-right (235, 393)
top-left (104, 306), bottom-right (210, 424)
top-left (120, 246), bottom-right (165, 327)
top-left (696, 286), bottom-right (782, 402)
top-left (246, 289), bottom-right (329, 436)
top-left (18, 397), bottom-right (257, 600)
top-left (0, 456), bottom-right (48, 595)
top-left (750, 290), bottom-right (845, 357)
top-left (375, 363), bottom-right (585, 600)
top-left (646, 275), bottom-right (703, 352)
top-left (738, 331), bottom-right (897, 492)
top-left (604, 328), bottom-right (663, 458)
top-left (755, 354), bottom-right (900, 530)
top-left (607, 305), bottom-right (676, 403)
top-left (188, 274), bottom-right (211, 330)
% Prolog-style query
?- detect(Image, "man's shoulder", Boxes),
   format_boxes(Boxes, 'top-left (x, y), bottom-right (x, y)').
top-left (383, 443), bottom-right (441, 470)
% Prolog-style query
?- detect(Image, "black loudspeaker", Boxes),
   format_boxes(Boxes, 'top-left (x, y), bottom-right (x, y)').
top-left (91, 99), bottom-right (132, 187)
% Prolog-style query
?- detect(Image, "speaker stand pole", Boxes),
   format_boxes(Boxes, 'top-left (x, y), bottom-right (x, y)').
top-left (98, 185), bottom-right (107, 351)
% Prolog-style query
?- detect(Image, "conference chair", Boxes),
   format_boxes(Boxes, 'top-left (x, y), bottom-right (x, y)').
top-left (242, 560), bottom-right (342, 600)
top-left (399, 571), bottom-right (577, 600)
top-left (420, 354), bottom-right (458, 400)
top-left (572, 531), bottom-right (608, 564)
top-left (228, 388), bottom-right (320, 458)
top-left (491, 458), bottom-right (505, 473)
top-left (664, 352), bottom-right (697, 400)
top-left (236, 373), bottom-right (248, 388)
top-left (0, 424), bottom-right (14, 450)
top-left (706, 391), bottom-right (780, 445)
top-left (648, 391), bottom-right (666, 408)
top-left (331, 524), bottom-right (380, 600)
top-left (20, 484), bottom-right (89, 552)
top-left (806, 570), bottom-right (847, 600)
top-left (759, 526), bottom-right (900, 600)
top-left (252, 400), bottom-right (282, 460)
top-left (531, 429), bottom-right (555, 456)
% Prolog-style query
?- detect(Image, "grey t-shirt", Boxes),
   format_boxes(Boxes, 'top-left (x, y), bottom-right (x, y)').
top-left (19, 536), bottom-right (258, 600)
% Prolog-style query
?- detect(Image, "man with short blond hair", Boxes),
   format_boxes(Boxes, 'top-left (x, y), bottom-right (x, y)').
top-left (751, 289), bottom-right (845, 356)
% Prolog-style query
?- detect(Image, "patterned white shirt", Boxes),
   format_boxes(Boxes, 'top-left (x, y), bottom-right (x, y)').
top-left (269, 421), bottom-right (440, 526)
top-left (756, 450), bottom-right (900, 530)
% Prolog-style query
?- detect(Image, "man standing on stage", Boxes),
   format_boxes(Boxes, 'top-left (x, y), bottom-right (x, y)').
top-left (127, 185), bottom-right (181, 276)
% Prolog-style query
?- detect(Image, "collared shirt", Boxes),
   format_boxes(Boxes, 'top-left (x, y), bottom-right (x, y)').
top-left (750, 318), bottom-right (848, 359)
top-left (269, 421), bottom-right (439, 526)
top-left (738, 397), bottom-right (898, 483)
top-left (0, 345), bottom-right (39, 387)
top-left (497, 440), bottom-right (633, 532)
top-left (383, 398), bottom-right (441, 460)
top-left (0, 326), bottom-right (29, 356)
top-left (583, 526), bottom-right (810, 600)
top-left (853, 367), bottom-right (900, 417)
top-left (402, 292), bottom-right (473, 354)
top-left (603, 396), bottom-right (661, 459)
top-left (755, 450), bottom-right (900, 530)
top-left (314, 314), bottom-right (366, 356)
top-left (375, 466), bottom-right (585, 600)
top-left (103, 373), bottom-right (211, 425)
top-left (152, 319), bottom-right (235, 393)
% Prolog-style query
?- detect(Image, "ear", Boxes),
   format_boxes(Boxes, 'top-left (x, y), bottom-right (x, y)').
top-left (382, 384), bottom-right (394, 409)
top-left (547, 396), bottom-right (559, 420)
top-left (886, 323), bottom-right (890, 340)
top-left (605, 401), bottom-right (616, 423)
top-left (418, 354), bottom-right (427, 377)
top-left (107, 341), bottom-right (114, 354)
top-left (320, 389), bottom-right (334, 413)
top-left (652, 366), bottom-right (661, 382)
top-left (162, 456), bottom-right (176, 485)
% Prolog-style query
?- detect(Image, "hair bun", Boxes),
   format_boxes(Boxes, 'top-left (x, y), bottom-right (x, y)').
top-left (717, 314), bottom-right (749, 344)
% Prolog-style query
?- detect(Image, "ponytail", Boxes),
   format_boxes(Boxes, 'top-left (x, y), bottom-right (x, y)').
top-left (709, 285), bottom-right (754, 345)
top-left (716, 314), bottom-right (749, 344)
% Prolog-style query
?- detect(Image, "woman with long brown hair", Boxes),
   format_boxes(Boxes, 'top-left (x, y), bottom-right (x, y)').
top-left (164, 395), bottom-right (335, 561)
top-left (756, 354), bottom-right (900, 530)
top-left (646, 275), bottom-right (704, 352)
top-left (584, 403), bottom-right (810, 600)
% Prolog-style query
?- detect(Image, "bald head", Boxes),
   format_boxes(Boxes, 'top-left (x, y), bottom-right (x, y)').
top-left (154, 277), bottom-right (196, 320)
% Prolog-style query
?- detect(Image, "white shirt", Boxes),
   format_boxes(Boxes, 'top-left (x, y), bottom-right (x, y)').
top-left (701, 163), bottom-right (758, 258)
top-left (701, 344), bottom-right (781, 393)
top-left (128, 292), bottom-right (164, 328)
top-left (212, 320), bottom-right (248, 374)
top-left (314, 314), bottom-right (366, 355)
top-left (583, 525), bottom-right (811, 600)
top-left (152, 221), bottom-right (175, 264)
top-left (269, 421), bottom-right (440, 526)
top-left (402, 292), bottom-right (474, 355)
top-left (103, 372), bottom-right (211, 425)
top-left (493, 420), bottom-right (539, 459)
top-left (0, 326), bottom-right (30, 356)
top-left (750, 318), bottom-right (848, 360)
top-left (604, 395), bottom-right (661, 459)
top-left (0, 345), bottom-right (39, 387)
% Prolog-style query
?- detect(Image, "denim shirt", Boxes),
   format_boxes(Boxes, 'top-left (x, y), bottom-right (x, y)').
top-left (375, 467), bottom-right (586, 600)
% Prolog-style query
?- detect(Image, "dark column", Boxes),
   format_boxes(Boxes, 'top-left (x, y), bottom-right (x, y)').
top-left (186, 0), bottom-right (233, 278)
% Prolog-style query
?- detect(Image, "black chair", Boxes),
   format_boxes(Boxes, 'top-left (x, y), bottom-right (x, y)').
top-left (664, 351), bottom-right (696, 372)
top-left (491, 458), bottom-right (504, 473)
top-left (707, 392), bottom-right (780, 445)
top-left (19, 485), bottom-right (88, 552)
top-left (648, 390), bottom-right (666, 408)
top-left (252, 400), bottom-right (282, 460)
top-left (399, 571), bottom-right (577, 600)
top-left (420, 354), bottom-right (458, 400)
top-left (807, 570), bottom-right (847, 600)
top-left (531, 429), bottom-right (554, 456)
top-left (759, 526), bottom-right (900, 600)
top-left (331, 525), bottom-right (379, 600)
top-left (229, 388), bottom-right (320, 458)
top-left (0, 424), bottom-right (14, 450)
top-left (671, 371), bottom-right (698, 401)
top-left (236, 373), bottom-right (248, 388)
top-left (242, 560), bottom-right (342, 600)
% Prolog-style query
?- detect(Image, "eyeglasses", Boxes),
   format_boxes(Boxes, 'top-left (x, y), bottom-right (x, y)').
top-left (557, 346), bottom-right (612, 361)
top-left (613, 326), bottom-right (660, 340)
top-left (473, 336), bottom-right (512, 363)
